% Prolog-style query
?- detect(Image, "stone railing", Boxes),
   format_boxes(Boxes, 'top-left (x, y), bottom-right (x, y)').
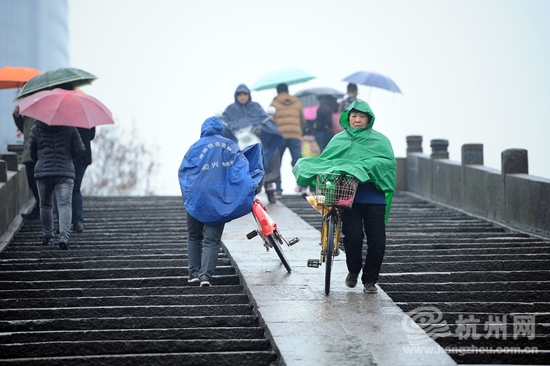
top-left (399, 136), bottom-right (550, 237)
top-left (0, 144), bottom-right (33, 240)
top-left (2, 138), bottom-right (549, 239)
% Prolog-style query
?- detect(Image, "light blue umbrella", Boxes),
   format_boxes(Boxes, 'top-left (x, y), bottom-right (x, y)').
top-left (343, 71), bottom-right (402, 93)
top-left (251, 67), bottom-right (316, 91)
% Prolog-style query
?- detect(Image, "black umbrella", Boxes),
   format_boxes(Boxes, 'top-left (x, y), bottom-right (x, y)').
top-left (15, 67), bottom-right (97, 100)
top-left (294, 87), bottom-right (344, 108)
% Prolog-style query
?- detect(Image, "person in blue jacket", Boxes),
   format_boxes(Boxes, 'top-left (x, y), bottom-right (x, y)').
top-left (178, 116), bottom-right (263, 287)
top-left (222, 84), bottom-right (282, 203)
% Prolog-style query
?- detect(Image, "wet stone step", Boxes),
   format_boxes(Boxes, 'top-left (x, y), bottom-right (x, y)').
top-left (383, 290), bottom-right (549, 303)
top-left (380, 281), bottom-right (550, 292)
top-left (386, 237), bottom-right (545, 245)
top-left (1, 249), bottom-right (190, 259)
top-left (0, 293), bottom-right (251, 308)
top-left (379, 270), bottom-right (550, 283)
top-left (1, 351), bottom-right (278, 366)
top-left (1, 253), bottom-right (191, 263)
top-left (383, 246), bottom-right (550, 255)
top-left (0, 285), bottom-right (245, 298)
top-left (383, 253), bottom-right (550, 262)
top-left (0, 315), bottom-right (260, 332)
top-left (0, 327), bottom-right (267, 343)
top-left (0, 265), bottom-right (236, 281)
top-left (0, 275), bottom-right (241, 290)
top-left (0, 258), bottom-right (233, 270)
top-left (395, 301), bottom-right (550, 313)
top-left (0, 339), bottom-right (273, 358)
top-left (7, 241), bottom-right (191, 248)
top-left (381, 259), bottom-right (549, 272)
top-left (0, 303), bottom-right (255, 321)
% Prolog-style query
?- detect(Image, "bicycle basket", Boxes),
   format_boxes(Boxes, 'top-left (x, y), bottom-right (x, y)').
top-left (314, 173), bottom-right (359, 208)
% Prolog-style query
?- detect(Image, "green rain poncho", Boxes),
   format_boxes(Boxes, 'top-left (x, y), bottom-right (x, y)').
top-left (292, 100), bottom-right (397, 224)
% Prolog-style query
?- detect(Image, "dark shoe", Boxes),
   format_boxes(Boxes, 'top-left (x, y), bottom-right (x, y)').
top-left (74, 221), bottom-right (84, 233)
top-left (345, 273), bottom-right (358, 288)
top-left (22, 210), bottom-right (40, 221)
top-left (42, 236), bottom-right (54, 246)
top-left (267, 191), bottom-right (277, 204)
top-left (188, 271), bottom-right (200, 283)
top-left (59, 240), bottom-right (70, 250)
top-left (199, 275), bottom-right (211, 287)
top-left (363, 283), bottom-right (378, 294)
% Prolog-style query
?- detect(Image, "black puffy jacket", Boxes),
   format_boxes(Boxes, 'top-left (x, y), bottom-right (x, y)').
top-left (29, 121), bottom-right (85, 179)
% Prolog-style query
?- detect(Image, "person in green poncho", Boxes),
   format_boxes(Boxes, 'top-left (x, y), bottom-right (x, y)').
top-left (293, 99), bottom-right (396, 294)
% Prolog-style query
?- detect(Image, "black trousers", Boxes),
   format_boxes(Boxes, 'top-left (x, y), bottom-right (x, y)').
top-left (341, 203), bottom-right (387, 284)
top-left (24, 161), bottom-right (39, 209)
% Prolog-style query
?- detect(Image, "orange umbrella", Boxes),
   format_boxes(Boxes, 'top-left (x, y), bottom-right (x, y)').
top-left (0, 66), bottom-right (41, 89)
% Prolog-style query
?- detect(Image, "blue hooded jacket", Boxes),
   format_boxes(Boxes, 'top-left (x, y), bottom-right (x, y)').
top-left (222, 84), bottom-right (283, 168)
top-left (222, 84), bottom-right (268, 123)
top-left (178, 116), bottom-right (264, 226)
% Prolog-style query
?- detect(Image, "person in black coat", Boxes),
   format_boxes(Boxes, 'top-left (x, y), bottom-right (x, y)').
top-left (30, 121), bottom-right (85, 250)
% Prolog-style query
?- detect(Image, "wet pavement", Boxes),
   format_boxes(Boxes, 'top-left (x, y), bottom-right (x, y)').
top-left (222, 193), bottom-right (457, 366)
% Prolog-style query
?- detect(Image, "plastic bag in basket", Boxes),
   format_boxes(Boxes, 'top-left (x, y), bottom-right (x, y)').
top-left (306, 195), bottom-right (325, 214)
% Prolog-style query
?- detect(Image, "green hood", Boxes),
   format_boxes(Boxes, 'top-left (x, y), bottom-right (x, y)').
top-left (339, 99), bottom-right (376, 130)
top-left (292, 99), bottom-right (396, 223)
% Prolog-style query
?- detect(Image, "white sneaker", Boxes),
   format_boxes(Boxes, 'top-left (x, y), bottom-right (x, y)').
top-left (200, 276), bottom-right (211, 287)
top-left (188, 272), bottom-right (200, 283)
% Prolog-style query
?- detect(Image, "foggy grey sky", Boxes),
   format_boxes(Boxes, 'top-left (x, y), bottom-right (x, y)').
top-left (68, 0), bottom-right (550, 195)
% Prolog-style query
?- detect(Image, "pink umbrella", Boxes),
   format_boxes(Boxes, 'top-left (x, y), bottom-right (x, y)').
top-left (18, 88), bottom-right (114, 129)
top-left (303, 105), bottom-right (319, 120)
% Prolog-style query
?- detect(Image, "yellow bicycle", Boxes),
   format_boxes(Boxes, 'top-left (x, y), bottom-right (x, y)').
top-left (307, 173), bottom-right (358, 295)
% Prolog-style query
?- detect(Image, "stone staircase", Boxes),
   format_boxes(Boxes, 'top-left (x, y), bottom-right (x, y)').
top-left (0, 196), bottom-right (277, 365)
top-left (279, 192), bottom-right (550, 365)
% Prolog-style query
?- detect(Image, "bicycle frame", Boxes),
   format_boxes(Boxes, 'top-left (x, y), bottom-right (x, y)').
top-left (307, 173), bottom-right (359, 295)
top-left (247, 197), bottom-right (299, 273)
top-left (251, 198), bottom-right (276, 237)
top-left (320, 206), bottom-right (342, 263)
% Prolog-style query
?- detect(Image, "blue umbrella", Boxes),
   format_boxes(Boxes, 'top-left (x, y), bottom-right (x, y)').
top-left (251, 67), bottom-right (316, 91)
top-left (343, 71), bottom-right (402, 93)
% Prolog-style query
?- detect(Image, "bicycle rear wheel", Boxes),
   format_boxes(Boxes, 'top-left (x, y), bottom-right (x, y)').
top-left (268, 234), bottom-right (292, 273)
top-left (324, 214), bottom-right (336, 295)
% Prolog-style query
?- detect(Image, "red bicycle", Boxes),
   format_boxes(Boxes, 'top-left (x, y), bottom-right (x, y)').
top-left (246, 197), bottom-right (299, 273)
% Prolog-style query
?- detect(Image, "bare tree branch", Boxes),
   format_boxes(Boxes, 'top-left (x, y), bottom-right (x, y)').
top-left (81, 124), bottom-right (158, 196)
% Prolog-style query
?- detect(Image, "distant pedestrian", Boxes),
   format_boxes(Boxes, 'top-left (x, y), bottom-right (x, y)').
top-left (270, 83), bottom-right (307, 196)
top-left (313, 95), bottom-right (338, 151)
top-left (222, 84), bottom-right (282, 203)
top-left (338, 83), bottom-right (358, 113)
top-left (72, 127), bottom-right (95, 232)
top-left (12, 105), bottom-right (40, 220)
top-left (30, 121), bottom-right (85, 250)
top-left (178, 116), bottom-right (263, 287)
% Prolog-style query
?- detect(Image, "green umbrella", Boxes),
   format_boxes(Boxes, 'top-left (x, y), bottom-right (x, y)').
top-left (14, 67), bottom-right (97, 101)
top-left (251, 67), bottom-right (315, 91)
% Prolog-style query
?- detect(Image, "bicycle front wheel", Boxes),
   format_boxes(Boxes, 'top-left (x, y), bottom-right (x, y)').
top-left (324, 214), bottom-right (336, 295)
top-left (268, 234), bottom-right (292, 273)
